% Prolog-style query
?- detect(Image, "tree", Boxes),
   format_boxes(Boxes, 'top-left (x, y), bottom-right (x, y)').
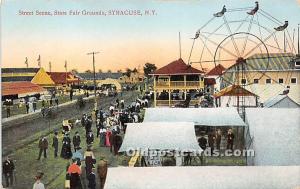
top-left (98, 69), bottom-right (103, 73)
top-left (107, 69), bottom-right (112, 73)
top-left (117, 69), bottom-right (122, 73)
top-left (124, 68), bottom-right (132, 77)
top-left (143, 63), bottom-right (157, 78)
top-left (85, 70), bottom-right (92, 73)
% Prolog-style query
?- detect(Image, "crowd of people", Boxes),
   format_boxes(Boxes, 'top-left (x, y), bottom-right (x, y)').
top-left (32, 96), bottom-right (146, 189)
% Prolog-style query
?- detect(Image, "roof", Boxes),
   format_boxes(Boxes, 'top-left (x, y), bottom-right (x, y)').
top-left (119, 122), bottom-right (202, 152)
top-left (76, 72), bottom-right (122, 80)
top-left (206, 64), bottom-right (225, 76)
top-left (204, 78), bottom-right (216, 85)
top-left (104, 166), bottom-right (300, 189)
top-left (214, 85), bottom-right (257, 98)
top-left (1, 76), bottom-right (34, 82)
top-left (245, 108), bottom-right (300, 165)
top-left (2, 68), bottom-right (40, 73)
top-left (143, 108), bottom-right (246, 127)
top-left (225, 53), bottom-right (297, 73)
top-left (264, 94), bottom-right (300, 108)
top-left (152, 58), bottom-right (204, 75)
top-left (2, 81), bottom-right (46, 97)
top-left (47, 72), bottom-right (79, 84)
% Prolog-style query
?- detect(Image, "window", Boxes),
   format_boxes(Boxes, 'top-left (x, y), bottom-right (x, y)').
top-left (266, 79), bottom-right (271, 84)
top-left (295, 61), bottom-right (300, 66)
top-left (253, 79), bottom-right (259, 84)
top-left (278, 78), bottom-right (284, 84)
top-left (241, 79), bottom-right (247, 84)
top-left (291, 78), bottom-right (297, 84)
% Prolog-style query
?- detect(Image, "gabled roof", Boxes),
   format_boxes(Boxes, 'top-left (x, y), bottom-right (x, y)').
top-left (2, 81), bottom-right (46, 97)
top-left (152, 58), bottom-right (204, 75)
top-left (214, 85), bottom-right (257, 98)
top-left (47, 72), bottom-right (79, 84)
top-left (226, 53), bottom-right (296, 72)
top-left (263, 94), bottom-right (300, 108)
top-left (76, 72), bottom-right (122, 80)
top-left (206, 64), bottom-right (225, 76)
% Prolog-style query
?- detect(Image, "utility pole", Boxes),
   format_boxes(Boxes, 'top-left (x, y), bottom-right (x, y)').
top-left (179, 32), bottom-right (182, 59)
top-left (298, 24), bottom-right (300, 55)
top-left (87, 51), bottom-right (100, 110)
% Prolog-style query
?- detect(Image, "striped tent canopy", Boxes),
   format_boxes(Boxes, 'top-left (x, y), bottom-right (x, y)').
top-left (221, 53), bottom-right (297, 86)
top-left (227, 53), bottom-right (296, 72)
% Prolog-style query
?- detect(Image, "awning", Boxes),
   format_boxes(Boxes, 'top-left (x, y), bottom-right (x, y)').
top-left (144, 108), bottom-right (246, 127)
top-left (119, 122), bottom-right (202, 152)
top-left (104, 166), bottom-right (300, 189)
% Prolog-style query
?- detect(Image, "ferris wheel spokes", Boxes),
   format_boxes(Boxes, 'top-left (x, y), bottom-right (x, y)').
top-left (223, 16), bottom-right (241, 57)
top-left (200, 33), bottom-right (239, 58)
top-left (243, 30), bottom-right (277, 58)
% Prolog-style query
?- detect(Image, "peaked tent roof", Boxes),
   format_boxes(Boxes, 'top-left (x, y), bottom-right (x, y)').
top-left (214, 85), bottom-right (257, 98)
top-left (119, 122), bottom-right (202, 152)
top-left (104, 166), bottom-right (300, 189)
top-left (143, 108), bottom-right (246, 127)
top-left (206, 64), bottom-right (226, 76)
top-left (264, 94), bottom-right (300, 108)
top-left (245, 108), bottom-right (300, 165)
top-left (152, 58), bottom-right (204, 75)
top-left (2, 81), bottom-right (46, 97)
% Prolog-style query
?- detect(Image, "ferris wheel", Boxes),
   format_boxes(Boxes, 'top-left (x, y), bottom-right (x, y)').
top-left (188, 2), bottom-right (297, 118)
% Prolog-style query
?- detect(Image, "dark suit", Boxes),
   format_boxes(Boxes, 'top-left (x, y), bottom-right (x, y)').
top-left (52, 136), bottom-right (59, 157)
top-left (73, 135), bottom-right (81, 151)
top-left (3, 159), bottom-right (15, 187)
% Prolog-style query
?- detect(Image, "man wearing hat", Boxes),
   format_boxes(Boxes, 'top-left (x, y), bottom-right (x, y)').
top-left (2, 156), bottom-right (15, 187)
top-left (37, 136), bottom-right (48, 160)
top-left (52, 131), bottom-right (59, 158)
top-left (73, 131), bottom-right (81, 152)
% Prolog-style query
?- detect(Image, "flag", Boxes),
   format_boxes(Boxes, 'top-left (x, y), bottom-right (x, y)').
top-left (64, 61), bottom-right (67, 71)
top-left (37, 55), bottom-right (41, 67)
top-left (25, 57), bottom-right (28, 68)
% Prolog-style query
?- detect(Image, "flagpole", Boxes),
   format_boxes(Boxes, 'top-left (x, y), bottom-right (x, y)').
top-left (65, 61), bottom-right (68, 86)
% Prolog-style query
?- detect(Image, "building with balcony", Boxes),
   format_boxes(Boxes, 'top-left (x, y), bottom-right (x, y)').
top-left (151, 58), bottom-right (205, 107)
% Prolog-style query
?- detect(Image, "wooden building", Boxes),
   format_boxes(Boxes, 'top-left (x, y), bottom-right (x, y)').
top-left (151, 58), bottom-right (205, 107)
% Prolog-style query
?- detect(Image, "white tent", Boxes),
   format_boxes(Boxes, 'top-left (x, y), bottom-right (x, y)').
top-left (245, 108), bottom-right (300, 165)
top-left (144, 108), bottom-right (246, 126)
top-left (118, 122), bottom-right (202, 152)
top-left (104, 166), bottom-right (300, 189)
